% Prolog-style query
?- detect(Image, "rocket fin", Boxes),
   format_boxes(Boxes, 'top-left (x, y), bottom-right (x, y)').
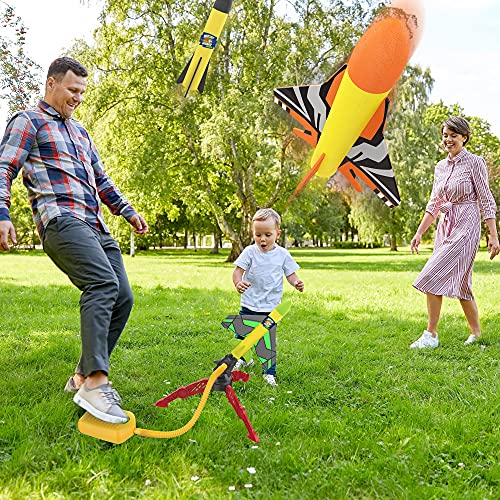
top-left (197, 64), bottom-right (209, 93)
top-left (177, 55), bottom-right (193, 84)
top-left (273, 65), bottom-right (346, 144)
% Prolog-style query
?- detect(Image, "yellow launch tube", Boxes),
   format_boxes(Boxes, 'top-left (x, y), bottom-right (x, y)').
top-left (311, 69), bottom-right (389, 179)
top-left (231, 301), bottom-right (291, 360)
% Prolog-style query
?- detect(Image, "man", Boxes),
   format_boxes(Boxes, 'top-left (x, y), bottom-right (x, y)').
top-left (0, 57), bottom-right (147, 424)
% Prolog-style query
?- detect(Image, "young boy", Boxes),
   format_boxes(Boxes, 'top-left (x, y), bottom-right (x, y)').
top-left (232, 208), bottom-right (304, 387)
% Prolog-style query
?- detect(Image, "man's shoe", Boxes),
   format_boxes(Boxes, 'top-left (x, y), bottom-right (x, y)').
top-left (73, 382), bottom-right (129, 424)
top-left (64, 376), bottom-right (79, 393)
top-left (263, 374), bottom-right (278, 387)
top-left (464, 334), bottom-right (479, 345)
top-left (410, 330), bottom-right (439, 349)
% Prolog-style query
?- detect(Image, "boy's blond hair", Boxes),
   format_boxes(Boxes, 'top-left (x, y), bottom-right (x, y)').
top-left (252, 208), bottom-right (281, 229)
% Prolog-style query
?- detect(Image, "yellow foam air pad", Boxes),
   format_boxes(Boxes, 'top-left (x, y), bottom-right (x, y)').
top-left (78, 411), bottom-right (136, 444)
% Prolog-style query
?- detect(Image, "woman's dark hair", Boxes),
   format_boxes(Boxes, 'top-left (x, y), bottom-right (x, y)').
top-left (47, 57), bottom-right (88, 81)
top-left (441, 116), bottom-right (472, 145)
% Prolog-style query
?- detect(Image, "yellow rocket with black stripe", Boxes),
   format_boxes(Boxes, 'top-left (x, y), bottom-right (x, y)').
top-left (177, 0), bottom-right (233, 96)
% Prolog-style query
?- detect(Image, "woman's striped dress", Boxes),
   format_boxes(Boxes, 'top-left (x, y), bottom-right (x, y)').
top-left (413, 148), bottom-right (497, 300)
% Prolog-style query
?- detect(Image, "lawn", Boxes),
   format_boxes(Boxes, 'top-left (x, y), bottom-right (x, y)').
top-left (0, 247), bottom-right (498, 499)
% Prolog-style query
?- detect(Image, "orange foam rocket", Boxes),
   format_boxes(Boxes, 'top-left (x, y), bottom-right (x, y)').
top-left (274, 0), bottom-right (424, 207)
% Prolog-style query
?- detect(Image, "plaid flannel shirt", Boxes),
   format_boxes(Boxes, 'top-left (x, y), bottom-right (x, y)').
top-left (0, 100), bottom-right (136, 237)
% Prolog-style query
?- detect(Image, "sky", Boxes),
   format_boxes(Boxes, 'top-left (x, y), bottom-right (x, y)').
top-left (1, 0), bottom-right (500, 137)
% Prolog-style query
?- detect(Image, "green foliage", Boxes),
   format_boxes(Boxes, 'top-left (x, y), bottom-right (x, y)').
top-left (0, 1), bottom-right (42, 115)
top-left (0, 2), bottom-right (43, 246)
top-left (72, 0), bottom-right (372, 259)
top-left (0, 249), bottom-right (498, 497)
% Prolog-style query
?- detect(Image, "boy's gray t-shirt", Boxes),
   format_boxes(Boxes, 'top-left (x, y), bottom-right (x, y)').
top-left (234, 243), bottom-right (299, 312)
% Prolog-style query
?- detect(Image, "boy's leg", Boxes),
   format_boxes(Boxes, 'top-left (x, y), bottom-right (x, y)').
top-left (258, 328), bottom-right (276, 375)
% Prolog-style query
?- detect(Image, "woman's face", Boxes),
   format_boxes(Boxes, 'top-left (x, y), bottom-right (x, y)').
top-left (442, 126), bottom-right (467, 158)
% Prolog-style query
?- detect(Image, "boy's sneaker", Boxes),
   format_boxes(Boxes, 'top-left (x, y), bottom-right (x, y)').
top-left (233, 358), bottom-right (254, 371)
top-left (410, 330), bottom-right (439, 349)
top-left (263, 374), bottom-right (278, 387)
top-left (464, 334), bottom-right (479, 345)
top-left (73, 382), bottom-right (129, 424)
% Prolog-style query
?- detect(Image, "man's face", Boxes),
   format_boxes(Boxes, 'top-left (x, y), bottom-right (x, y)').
top-left (45, 70), bottom-right (86, 119)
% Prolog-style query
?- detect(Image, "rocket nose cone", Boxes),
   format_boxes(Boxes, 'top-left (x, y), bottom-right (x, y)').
top-left (213, 0), bottom-right (233, 14)
top-left (347, 0), bottom-right (424, 94)
top-left (391, 0), bottom-right (424, 56)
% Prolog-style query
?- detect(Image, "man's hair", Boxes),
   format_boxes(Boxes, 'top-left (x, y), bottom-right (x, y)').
top-left (252, 208), bottom-right (281, 229)
top-left (47, 57), bottom-right (88, 81)
top-left (441, 116), bottom-right (472, 145)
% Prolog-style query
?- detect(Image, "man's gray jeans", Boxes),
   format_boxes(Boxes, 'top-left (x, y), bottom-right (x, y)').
top-left (43, 216), bottom-right (133, 376)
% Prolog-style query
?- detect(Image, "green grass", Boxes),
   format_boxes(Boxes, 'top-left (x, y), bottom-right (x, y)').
top-left (0, 247), bottom-right (498, 499)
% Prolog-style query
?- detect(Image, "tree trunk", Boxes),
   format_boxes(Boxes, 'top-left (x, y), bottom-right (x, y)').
top-left (390, 234), bottom-right (398, 251)
top-left (211, 228), bottom-right (220, 254)
top-left (227, 241), bottom-right (244, 262)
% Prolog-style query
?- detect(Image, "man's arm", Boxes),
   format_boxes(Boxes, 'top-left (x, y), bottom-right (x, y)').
top-left (0, 112), bottom-right (35, 251)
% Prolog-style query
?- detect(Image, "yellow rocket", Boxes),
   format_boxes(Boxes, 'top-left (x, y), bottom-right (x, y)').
top-left (177, 0), bottom-right (233, 96)
top-left (274, 0), bottom-right (424, 207)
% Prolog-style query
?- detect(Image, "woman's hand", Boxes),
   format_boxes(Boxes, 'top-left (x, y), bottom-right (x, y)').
top-left (488, 235), bottom-right (500, 260)
top-left (410, 233), bottom-right (422, 254)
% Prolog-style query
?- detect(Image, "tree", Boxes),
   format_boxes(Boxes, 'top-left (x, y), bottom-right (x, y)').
top-left (0, 1), bottom-right (42, 115)
top-left (0, 2), bottom-right (42, 248)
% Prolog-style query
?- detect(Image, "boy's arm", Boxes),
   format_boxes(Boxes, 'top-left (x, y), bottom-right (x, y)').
top-left (286, 272), bottom-right (304, 292)
top-left (233, 266), bottom-right (251, 294)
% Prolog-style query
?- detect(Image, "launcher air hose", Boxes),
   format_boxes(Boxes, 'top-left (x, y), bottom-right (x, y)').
top-left (133, 364), bottom-right (227, 439)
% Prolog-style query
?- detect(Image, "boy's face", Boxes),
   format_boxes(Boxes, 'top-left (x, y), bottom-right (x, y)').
top-left (253, 219), bottom-right (281, 252)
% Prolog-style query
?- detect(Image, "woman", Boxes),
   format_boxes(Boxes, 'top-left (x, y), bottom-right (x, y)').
top-left (410, 116), bottom-right (499, 348)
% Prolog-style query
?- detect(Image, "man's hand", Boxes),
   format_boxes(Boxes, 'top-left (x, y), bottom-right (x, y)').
top-left (0, 220), bottom-right (17, 251)
top-left (130, 214), bottom-right (148, 234)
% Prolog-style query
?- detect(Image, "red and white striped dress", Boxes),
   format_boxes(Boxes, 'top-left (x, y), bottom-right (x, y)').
top-left (413, 148), bottom-right (497, 300)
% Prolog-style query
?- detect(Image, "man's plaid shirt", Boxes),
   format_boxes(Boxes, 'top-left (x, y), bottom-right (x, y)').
top-left (0, 101), bottom-right (136, 237)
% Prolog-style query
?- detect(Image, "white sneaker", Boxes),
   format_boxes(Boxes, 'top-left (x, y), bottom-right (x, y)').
top-left (263, 374), bottom-right (278, 387)
top-left (410, 330), bottom-right (439, 349)
top-left (73, 382), bottom-right (129, 424)
top-left (464, 334), bottom-right (479, 345)
top-left (233, 358), bottom-right (254, 371)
